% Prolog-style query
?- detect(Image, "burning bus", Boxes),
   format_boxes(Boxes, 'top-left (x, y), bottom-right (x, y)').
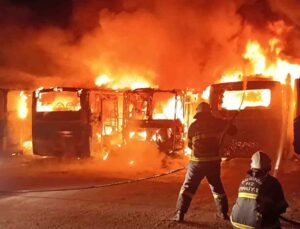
top-left (122, 88), bottom-right (201, 154)
top-left (209, 78), bottom-right (291, 159)
top-left (32, 87), bottom-right (123, 157)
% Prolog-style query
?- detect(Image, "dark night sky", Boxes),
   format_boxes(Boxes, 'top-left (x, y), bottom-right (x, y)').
top-left (5, 0), bottom-right (283, 30)
top-left (6, 0), bottom-right (124, 28)
top-left (7, 0), bottom-right (73, 27)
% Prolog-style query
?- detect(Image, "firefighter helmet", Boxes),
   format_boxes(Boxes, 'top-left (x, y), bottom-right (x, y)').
top-left (250, 151), bottom-right (271, 171)
top-left (196, 102), bottom-right (211, 113)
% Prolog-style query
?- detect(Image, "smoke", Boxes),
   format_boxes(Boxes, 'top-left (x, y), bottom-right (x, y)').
top-left (0, 0), bottom-right (300, 90)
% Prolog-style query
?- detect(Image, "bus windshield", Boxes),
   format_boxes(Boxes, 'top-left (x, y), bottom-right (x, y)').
top-left (36, 91), bottom-right (81, 112)
top-left (221, 89), bottom-right (271, 110)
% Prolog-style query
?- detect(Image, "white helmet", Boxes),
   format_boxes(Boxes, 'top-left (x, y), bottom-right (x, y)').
top-left (250, 151), bottom-right (271, 171)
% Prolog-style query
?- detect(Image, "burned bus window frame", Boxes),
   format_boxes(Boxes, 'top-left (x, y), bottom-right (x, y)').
top-left (36, 90), bottom-right (82, 113)
top-left (123, 88), bottom-right (185, 154)
top-left (32, 88), bottom-right (91, 157)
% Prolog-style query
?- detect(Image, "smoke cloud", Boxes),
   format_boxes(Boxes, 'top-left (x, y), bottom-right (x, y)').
top-left (0, 0), bottom-right (300, 90)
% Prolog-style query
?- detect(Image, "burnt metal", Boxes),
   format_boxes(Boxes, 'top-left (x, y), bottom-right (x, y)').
top-left (123, 88), bottom-right (185, 154)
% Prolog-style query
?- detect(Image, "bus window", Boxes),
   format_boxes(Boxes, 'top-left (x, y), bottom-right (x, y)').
top-left (37, 91), bottom-right (81, 112)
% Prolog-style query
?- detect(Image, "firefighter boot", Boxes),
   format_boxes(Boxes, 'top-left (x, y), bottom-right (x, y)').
top-left (214, 195), bottom-right (229, 220)
top-left (170, 210), bottom-right (185, 222)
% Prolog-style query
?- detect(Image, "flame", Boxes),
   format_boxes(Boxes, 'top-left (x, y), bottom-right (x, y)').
top-left (104, 126), bottom-right (113, 135)
top-left (18, 91), bottom-right (28, 119)
top-left (201, 86), bottom-right (211, 101)
top-left (103, 151), bottom-right (109, 160)
top-left (202, 24), bottom-right (300, 102)
top-left (153, 97), bottom-right (184, 121)
top-left (129, 131), bottom-right (147, 140)
top-left (221, 89), bottom-right (271, 110)
top-left (95, 73), bottom-right (153, 90)
top-left (22, 140), bottom-right (32, 153)
top-left (223, 39), bottom-right (300, 85)
top-left (184, 147), bottom-right (192, 156)
top-left (95, 74), bottom-right (111, 87)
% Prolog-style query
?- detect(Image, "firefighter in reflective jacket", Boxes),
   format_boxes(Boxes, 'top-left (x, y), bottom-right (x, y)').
top-left (231, 151), bottom-right (288, 229)
top-left (172, 102), bottom-right (237, 222)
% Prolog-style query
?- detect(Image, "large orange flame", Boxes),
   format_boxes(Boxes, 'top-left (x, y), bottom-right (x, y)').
top-left (18, 91), bottom-right (29, 119)
top-left (202, 22), bottom-right (300, 108)
top-left (95, 73), bottom-right (153, 90)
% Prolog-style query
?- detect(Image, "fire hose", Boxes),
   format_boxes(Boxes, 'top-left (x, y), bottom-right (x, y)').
top-left (218, 78), bottom-right (247, 148)
top-left (1, 168), bottom-right (299, 228)
top-left (280, 215), bottom-right (300, 227)
top-left (0, 167), bottom-right (186, 194)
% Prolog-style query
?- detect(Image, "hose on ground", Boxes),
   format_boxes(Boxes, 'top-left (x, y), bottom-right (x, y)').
top-left (0, 167), bottom-right (186, 194)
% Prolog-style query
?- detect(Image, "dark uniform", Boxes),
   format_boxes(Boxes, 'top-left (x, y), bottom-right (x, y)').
top-left (293, 116), bottom-right (300, 154)
top-left (231, 159), bottom-right (288, 229)
top-left (175, 108), bottom-right (236, 220)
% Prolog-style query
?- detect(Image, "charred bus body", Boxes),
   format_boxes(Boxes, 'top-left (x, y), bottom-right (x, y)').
top-left (32, 87), bottom-right (122, 157)
top-left (122, 88), bottom-right (199, 154)
top-left (209, 79), bottom-right (290, 159)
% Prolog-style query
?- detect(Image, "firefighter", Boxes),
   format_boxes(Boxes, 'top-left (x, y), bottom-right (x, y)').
top-left (293, 115), bottom-right (300, 154)
top-left (231, 151), bottom-right (288, 229)
top-left (172, 102), bottom-right (236, 222)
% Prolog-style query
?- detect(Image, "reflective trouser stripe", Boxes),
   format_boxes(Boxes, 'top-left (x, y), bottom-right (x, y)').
top-left (180, 188), bottom-right (194, 199)
top-left (212, 192), bottom-right (226, 199)
top-left (192, 134), bottom-right (220, 142)
top-left (190, 156), bottom-right (221, 162)
top-left (231, 221), bottom-right (255, 229)
top-left (238, 192), bottom-right (258, 199)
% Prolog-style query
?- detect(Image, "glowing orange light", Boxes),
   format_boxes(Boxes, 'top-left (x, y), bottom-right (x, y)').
top-left (129, 131), bottom-right (147, 140)
top-left (103, 152), bottom-right (109, 161)
top-left (95, 73), bottom-right (153, 90)
top-left (153, 97), bottom-right (184, 122)
top-left (95, 74), bottom-right (111, 87)
top-left (221, 89), bottom-right (271, 110)
top-left (18, 91), bottom-right (28, 119)
top-left (37, 91), bottom-right (81, 112)
top-left (22, 140), bottom-right (32, 151)
top-left (219, 39), bottom-right (300, 87)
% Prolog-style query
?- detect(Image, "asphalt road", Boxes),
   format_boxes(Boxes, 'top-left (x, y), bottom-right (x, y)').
top-left (0, 155), bottom-right (299, 229)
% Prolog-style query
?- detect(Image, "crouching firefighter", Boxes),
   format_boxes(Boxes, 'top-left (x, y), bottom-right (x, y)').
top-left (172, 102), bottom-right (237, 222)
top-left (231, 151), bottom-right (288, 229)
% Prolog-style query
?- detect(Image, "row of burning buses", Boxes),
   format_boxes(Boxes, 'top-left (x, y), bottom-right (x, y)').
top-left (0, 77), bottom-right (297, 161)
